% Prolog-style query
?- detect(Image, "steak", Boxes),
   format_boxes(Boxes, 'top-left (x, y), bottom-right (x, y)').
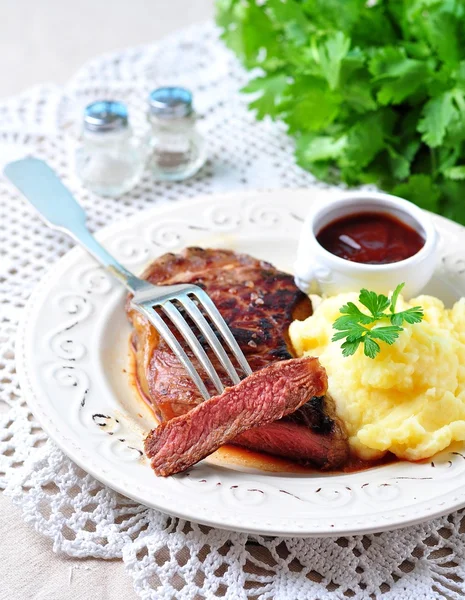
top-left (127, 248), bottom-right (312, 419)
top-left (127, 247), bottom-right (349, 471)
top-left (145, 357), bottom-right (327, 476)
top-left (234, 395), bottom-right (347, 469)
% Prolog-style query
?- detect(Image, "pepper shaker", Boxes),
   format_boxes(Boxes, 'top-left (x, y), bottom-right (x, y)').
top-left (146, 87), bottom-right (206, 181)
top-left (75, 100), bottom-right (145, 197)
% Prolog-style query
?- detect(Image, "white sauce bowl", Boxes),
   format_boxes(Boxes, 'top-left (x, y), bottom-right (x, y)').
top-left (294, 191), bottom-right (439, 298)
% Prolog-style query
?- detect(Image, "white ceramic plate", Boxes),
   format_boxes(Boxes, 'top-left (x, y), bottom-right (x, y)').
top-left (16, 189), bottom-right (465, 537)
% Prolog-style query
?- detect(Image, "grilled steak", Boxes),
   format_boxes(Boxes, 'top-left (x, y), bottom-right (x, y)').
top-left (234, 395), bottom-right (347, 469)
top-left (127, 247), bottom-right (349, 471)
top-left (145, 357), bottom-right (327, 476)
top-left (127, 248), bottom-right (312, 419)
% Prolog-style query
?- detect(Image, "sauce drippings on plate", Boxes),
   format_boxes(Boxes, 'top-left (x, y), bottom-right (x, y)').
top-left (316, 212), bottom-right (425, 264)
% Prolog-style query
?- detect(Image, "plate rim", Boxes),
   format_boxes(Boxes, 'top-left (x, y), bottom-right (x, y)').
top-left (15, 188), bottom-right (465, 537)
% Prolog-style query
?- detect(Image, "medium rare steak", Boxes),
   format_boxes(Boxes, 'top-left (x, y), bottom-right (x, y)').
top-left (145, 357), bottom-right (327, 476)
top-left (127, 247), bottom-right (349, 470)
top-left (234, 395), bottom-right (347, 469)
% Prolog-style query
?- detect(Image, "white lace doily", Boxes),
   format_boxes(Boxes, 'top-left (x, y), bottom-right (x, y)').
top-left (1, 22), bottom-right (465, 600)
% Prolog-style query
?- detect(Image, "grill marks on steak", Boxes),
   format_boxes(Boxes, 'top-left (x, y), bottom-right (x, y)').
top-left (145, 357), bottom-right (327, 476)
top-left (127, 248), bottom-right (312, 420)
top-left (127, 247), bottom-right (349, 472)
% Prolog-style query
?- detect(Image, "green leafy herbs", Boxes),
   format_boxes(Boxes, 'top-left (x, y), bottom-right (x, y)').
top-left (331, 283), bottom-right (424, 359)
top-left (216, 0), bottom-right (465, 224)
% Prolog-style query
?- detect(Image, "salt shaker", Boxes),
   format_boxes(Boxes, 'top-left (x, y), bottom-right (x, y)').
top-left (147, 87), bottom-right (206, 181)
top-left (75, 100), bottom-right (145, 197)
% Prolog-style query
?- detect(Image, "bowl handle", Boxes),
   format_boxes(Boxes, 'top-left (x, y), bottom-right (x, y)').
top-left (294, 260), bottom-right (332, 294)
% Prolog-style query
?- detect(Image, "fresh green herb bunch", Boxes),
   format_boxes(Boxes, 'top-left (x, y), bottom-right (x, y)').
top-left (216, 0), bottom-right (465, 223)
top-left (331, 283), bottom-right (424, 358)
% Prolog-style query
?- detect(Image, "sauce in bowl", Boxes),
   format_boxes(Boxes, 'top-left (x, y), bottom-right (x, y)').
top-left (316, 211), bottom-right (425, 265)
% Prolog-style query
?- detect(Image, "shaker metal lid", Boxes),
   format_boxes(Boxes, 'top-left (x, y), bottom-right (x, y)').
top-left (148, 87), bottom-right (193, 118)
top-left (84, 100), bottom-right (129, 132)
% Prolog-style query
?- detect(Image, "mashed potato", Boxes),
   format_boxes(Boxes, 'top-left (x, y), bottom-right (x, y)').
top-left (289, 293), bottom-right (465, 461)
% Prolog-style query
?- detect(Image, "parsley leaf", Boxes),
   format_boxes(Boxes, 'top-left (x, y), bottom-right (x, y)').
top-left (332, 321), bottom-right (368, 342)
top-left (341, 338), bottom-right (363, 358)
top-left (330, 284), bottom-right (424, 359)
top-left (296, 134), bottom-right (347, 168)
top-left (363, 337), bottom-right (381, 359)
top-left (417, 91), bottom-right (458, 148)
top-left (392, 174), bottom-right (441, 213)
top-left (302, 0), bottom-right (364, 32)
top-left (391, 308), bottom-right (424, 326)
top-left (318, 32), bottom-right (351, 91)
top-left (444, 165), bottom-right (465, 180)
top-left (242, 74), bottom-right (289, 120)
top-left (359, 289), bottom-right (390, 318)
top-left (282, 77), bottom-right (341, 133)
top-left (387, 141), bottom-right (420, 180)
top-left (216, 1), bottom-right (279, 69)
top-left (339, 301), bottom-right (375, 324)
top-left (441, 180), bottom-right (465, 223)
top-left (369, 326), bottom-right (403, 344)
top-left (369, 47), bottom-right (431, 105)
top-left (389, 283), bottom-right (405, 313)
top-left (422, 9), bottom-right (462, 66)
top-left (342, 111), bottom-right (391, 168)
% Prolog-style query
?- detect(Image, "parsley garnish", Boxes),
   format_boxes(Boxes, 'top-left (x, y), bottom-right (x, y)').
top-left (216, 2), bottom-right (465, 225)
top-left (331, 283), bottom-right (424, 359)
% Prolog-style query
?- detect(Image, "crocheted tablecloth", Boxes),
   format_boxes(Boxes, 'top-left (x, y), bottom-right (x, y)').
top-left (1, 22), bottom-right (464, 600)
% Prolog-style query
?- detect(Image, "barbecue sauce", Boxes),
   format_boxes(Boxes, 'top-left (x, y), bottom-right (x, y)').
top-left (316, 212), bottom-right (425, 265)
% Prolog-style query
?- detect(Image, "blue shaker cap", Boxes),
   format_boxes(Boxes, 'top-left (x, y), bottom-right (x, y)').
top-left (148, 87), bottom-right (193, 118)
top-left (84, 100), bottom-right (129, 132)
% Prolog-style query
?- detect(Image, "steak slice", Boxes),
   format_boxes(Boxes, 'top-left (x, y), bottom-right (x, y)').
top-left (233, 395), bottom-right (348, 469)
top-left (145, 357), bottom-right (327, 476)
top-left (127, 247), bottom-right (349, 471)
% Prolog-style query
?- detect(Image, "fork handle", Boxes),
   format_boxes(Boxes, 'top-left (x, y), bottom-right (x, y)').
top-left (3, 157), bottom-right (146, 293)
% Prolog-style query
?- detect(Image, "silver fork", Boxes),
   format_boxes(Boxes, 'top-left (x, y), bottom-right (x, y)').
top-left (4, 157), bottom-right (252, 399)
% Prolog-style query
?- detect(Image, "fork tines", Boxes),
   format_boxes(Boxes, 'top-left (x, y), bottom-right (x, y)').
top-left (132, 285), bottom-right (252, 400)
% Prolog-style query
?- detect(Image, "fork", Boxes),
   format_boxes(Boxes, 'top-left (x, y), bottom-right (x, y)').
top-left (4, 157), bottom-right (252, 399)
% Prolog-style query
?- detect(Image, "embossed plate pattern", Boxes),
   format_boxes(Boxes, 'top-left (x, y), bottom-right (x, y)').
top-left (15, 189), bottom-right (465, 537)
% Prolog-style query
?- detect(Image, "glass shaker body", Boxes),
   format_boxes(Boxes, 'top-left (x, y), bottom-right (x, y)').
top-left (75, 101), bottom-right (145, 197)
top-left (147, 88), bottom-right (206, 181)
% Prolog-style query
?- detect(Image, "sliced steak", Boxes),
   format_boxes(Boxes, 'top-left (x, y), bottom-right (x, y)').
top-left (232, 395), bottom-right (349, 469)
top-left (127, 247), bottom-right (349, 471)
top-left (145, 357), bottom-right (327, 476)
